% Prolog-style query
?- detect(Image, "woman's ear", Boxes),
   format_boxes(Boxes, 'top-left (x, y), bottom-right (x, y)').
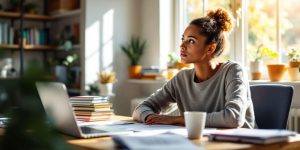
top-left (207, 44), bottom-right (217, 55)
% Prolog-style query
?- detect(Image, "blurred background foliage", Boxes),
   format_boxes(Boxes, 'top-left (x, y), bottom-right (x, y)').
top-left (0, 58), bottom-right (74, 150)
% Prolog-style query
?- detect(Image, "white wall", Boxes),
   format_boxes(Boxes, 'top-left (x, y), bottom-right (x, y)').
top-left (84, 0), bottom-right (144, 116)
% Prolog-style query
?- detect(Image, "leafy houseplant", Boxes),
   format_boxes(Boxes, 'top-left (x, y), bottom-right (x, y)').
top-left (287, 48), bottom-right (300, 81)
top-left (250, 45), bottom-right (279, 80)
top-left (121, 37), bottom-right (146, 79)
top-left (288, 48), bottom-right (300, 67)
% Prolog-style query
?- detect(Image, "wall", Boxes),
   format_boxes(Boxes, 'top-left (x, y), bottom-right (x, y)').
top-left (83, 0), bottom-right (179, 116)
top-left (84, 0), bottom-right (144, 116)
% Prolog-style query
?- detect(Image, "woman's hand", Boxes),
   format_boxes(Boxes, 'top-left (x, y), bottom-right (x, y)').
top-left (145, 114), bottom-right (184, 126)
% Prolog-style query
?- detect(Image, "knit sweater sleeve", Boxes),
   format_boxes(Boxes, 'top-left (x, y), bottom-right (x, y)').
top-left (132, 77), bottom-right (177, 122)
top-left (205, 64), bottom-right (250, 128)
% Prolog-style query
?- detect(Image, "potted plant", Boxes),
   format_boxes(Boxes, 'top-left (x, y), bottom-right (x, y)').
top-left (249, 44), bottom-right (278, 80)
top-left (287, 48), bottom-right (300, 81)
top-left (24, 2), bottom-right (38, 14)
top-left (98, 71), bottom-right (116, 96)
top-left (260, 47), bottom-right (287, 82)
top-left (288, 48), bottom-right (300, 67)
top-left (121, 37), bottom-right (146, 79)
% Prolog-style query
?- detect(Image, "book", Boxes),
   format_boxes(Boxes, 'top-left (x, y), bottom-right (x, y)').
top-left (70, 99), bottom-right (109, 104)
top-left (72, 103), bottom-right (112, 108)
top-left (76, 115), bottom-right (112, 122)
top-left (208, 128), bottom-right (297, 145)
top-left (72, 107), bottom-right (112, 111)
top-left (70, 96), bottom-right (108, 101)
top-left (74, 110), bottom-right (114, 116)
top-left (112, 133), bottom-right (202, 150)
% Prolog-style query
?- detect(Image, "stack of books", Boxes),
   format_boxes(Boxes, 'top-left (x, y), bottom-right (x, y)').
top-left (140, 66), bottom-right (165, 80)
top-left (70, 96), bottom-right (114, 122)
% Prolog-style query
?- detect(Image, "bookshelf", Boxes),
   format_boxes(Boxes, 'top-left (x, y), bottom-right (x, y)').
top-left (0, 0), bottom-right (82, 95)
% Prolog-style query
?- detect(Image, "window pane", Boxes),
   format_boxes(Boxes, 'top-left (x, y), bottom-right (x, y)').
top-left (281, 0), bottom-right (298, 62)
top-left (206, 0), bottom-right (232, 62)
top-left (183, 0), bottom-right (232, 62)
top-left (247, 0), bottom-right (277, 63)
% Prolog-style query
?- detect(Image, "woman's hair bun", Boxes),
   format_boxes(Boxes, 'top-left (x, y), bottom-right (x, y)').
top-left (206, 8), bottom-right (233, 32)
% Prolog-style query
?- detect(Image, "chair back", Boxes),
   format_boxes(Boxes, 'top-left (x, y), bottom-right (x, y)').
top-left (250, 84), bottom-right (293, 129)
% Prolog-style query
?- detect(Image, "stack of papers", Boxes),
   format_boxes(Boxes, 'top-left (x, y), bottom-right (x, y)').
top-left (112, 133), bottom-right (203, 150)
top-left (208, 128), bottom-right (297, 145)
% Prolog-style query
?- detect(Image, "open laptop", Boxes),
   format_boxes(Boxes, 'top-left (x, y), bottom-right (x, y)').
top-left (36, 82), bottom-right (132, 138)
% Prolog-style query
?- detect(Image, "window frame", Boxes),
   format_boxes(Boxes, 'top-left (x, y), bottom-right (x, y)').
top-left (176, 0), bottom-right (284, 68)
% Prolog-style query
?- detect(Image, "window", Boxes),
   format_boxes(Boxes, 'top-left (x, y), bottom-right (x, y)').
top-left (180, 0), bottom-right (239, 63)
top-left (179, 0), bottom-right (297, 66)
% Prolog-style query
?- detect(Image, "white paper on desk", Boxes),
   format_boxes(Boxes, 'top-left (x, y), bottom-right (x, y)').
top-left (112, 133), bottom-right (203, 150)
top-left (168, 128), bottom-right (217, 137)
top-left (107, 122), bottom-right (185, 132)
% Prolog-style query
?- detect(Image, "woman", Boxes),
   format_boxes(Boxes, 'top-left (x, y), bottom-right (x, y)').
top-left (133, 8), bottom-right (255, 128)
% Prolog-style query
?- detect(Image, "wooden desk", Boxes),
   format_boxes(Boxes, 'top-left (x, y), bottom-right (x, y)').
top-left (65, 116), bottom-right (300, 150)
top-left (1, 115), bottom-right (300, 150)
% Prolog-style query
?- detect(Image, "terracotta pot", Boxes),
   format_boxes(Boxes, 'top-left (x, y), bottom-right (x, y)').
top-left (267, 64), bottom-right (287, 81)
top-left (250, 61), bottom-right (263, 80)
top-left (128, 65), bottom-right (142, 79)
top-left (289, 61), bottom-right (300, 68)
top-left (287, 67), bottom-right (300, 81)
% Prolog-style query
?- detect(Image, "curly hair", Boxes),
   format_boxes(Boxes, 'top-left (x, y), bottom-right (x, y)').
top-left (190, 8), bottom-right (234, 57)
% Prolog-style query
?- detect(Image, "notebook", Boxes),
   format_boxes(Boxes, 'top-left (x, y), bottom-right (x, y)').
top-left (208, 128), bottom-right (297, 145)
top-left (36, 82), bottom-right (132, 138)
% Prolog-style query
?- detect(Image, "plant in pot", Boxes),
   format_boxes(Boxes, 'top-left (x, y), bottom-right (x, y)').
top-left (262, 48), bottom-right (287, 82)
top-left (121, 37), bottom-right (146, 79)
top-left (249, 44), bottom-right (278, 80)
top-left (98, 71), bottom-right (116, 96)
top-left (287, 48), bottom-right (300, 81)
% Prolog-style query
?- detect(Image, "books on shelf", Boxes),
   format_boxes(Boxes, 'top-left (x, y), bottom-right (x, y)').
top-left (208, 128), bottom-right (297, 145)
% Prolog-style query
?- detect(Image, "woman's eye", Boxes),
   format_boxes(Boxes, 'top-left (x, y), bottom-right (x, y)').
top-left (188, 39), bottom-right (195, 44)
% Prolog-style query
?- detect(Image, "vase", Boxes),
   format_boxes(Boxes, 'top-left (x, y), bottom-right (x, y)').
top-left (250, 61), bottom-right (263, 80)
top-left (98, 83), bottom-right (113, 96)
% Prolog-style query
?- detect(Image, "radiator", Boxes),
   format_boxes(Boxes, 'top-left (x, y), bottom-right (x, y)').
top-left (288, 108), bottom-right (300, 132)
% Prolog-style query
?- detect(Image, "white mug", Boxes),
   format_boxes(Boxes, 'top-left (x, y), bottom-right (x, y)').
top-left (184, 111), bottom-right (206, 139)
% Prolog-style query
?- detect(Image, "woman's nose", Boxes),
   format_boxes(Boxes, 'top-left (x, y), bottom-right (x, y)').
top-left (180, 42), bottom-right (186, 51)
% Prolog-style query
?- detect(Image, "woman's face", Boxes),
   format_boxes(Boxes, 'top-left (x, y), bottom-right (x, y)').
top-left (180, 25), bottom-right (213, 64)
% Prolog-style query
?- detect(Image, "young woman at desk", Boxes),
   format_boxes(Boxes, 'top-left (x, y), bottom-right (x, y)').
top-left (133, 8), bottom-right (255, 128)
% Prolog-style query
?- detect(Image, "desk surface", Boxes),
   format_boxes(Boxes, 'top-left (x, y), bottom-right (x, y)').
top-left (65, 115), bottom-right (300, 150)
top-left (1, 115), bottom-right (300, 150)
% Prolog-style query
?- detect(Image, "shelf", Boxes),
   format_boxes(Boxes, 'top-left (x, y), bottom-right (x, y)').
top-left (128, 79), bottom-right (167, 84)
top-left (0, 11), bottom-right (52, 21)
top-left (0, 44), bottom-right (57, 50)
top-left (51, 9), bottom-right (81, 19)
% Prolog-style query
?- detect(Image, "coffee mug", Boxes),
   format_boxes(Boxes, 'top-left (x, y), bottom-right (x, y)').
top-left (184, 111), bottom-right (206, 139)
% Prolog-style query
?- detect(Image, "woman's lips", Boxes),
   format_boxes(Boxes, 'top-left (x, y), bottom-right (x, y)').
top-left (180, 52), bottom-right (187, 57)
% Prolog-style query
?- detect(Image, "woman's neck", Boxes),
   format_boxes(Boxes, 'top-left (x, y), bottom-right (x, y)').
top-left (193, 59), bottom-right (221, 82)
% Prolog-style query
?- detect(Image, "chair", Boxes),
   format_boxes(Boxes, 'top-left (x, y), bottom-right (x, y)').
top-left (250, 84), bottom-right (293, 129)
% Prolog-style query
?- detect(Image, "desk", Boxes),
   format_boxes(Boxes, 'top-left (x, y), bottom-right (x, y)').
top-left (1, 116), bottom-right (300, 150)
top-left (65, 115), bottom-right (300, 150)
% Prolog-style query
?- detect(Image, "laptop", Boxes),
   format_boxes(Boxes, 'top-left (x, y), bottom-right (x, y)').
top-left (36, 82), bottom-right (132, 138)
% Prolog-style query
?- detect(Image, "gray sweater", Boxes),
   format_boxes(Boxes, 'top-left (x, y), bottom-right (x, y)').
top-left (132, 61), bottom-right (255, 128)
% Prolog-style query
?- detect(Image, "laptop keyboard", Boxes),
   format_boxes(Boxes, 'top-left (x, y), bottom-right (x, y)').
top-left (80, 126), bottom-right (106, 134)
